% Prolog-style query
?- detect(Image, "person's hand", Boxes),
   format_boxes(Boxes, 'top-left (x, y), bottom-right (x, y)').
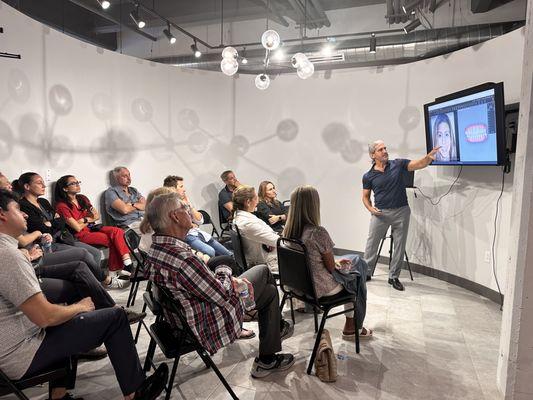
top-left (29, 245), bottom-right (43, 261)
top-left (76, 297), bottom-right (95, 313)
top-left (44, 221), bottom-right (52, 227)
top-left (20, 249), bottom-right (31, 262)
top-left (268, 215), bottom-right (277, 225)
top-left (41, 233), bottom-right (53, 244)
top-left (337, 259), bottom-right (352, 271)
top-left (369, 207), bottom-right (382, 216)
top-left (427, 146), bottom-right (441, 162)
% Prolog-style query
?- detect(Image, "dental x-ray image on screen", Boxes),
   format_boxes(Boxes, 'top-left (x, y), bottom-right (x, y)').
top-left (424, 82), bottom-right (506, 166)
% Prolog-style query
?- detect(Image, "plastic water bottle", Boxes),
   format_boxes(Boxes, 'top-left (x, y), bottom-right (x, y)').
top-left (41, 237), bottom-right (52, 254)
top-left (237, 279), bottom-right (255, 311)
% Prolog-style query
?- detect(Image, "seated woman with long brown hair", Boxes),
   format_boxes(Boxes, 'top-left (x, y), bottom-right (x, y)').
top-left (256, 181), bottom-right (288, 233)
top-left (283, 185), bottom-right (372, 340)
top-left (54, 175), bottom-right (132, 289)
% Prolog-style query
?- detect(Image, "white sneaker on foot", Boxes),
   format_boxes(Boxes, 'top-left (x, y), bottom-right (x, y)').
top-left (106, 276), bottom-right (130, 290)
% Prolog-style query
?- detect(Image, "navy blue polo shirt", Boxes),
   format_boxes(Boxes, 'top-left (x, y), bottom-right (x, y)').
top-left (362, 159), bottom-right (411, 209)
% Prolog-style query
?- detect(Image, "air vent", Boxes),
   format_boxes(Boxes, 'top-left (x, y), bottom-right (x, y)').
top-left (307, 53), bottom-right (345, 64)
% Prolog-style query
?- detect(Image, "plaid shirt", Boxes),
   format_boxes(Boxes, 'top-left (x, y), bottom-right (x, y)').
top-left (145, 234), bottom-right (243, 355)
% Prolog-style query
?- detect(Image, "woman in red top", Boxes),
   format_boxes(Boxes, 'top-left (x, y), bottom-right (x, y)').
top-left (55, 175), bottom-right (132, 279)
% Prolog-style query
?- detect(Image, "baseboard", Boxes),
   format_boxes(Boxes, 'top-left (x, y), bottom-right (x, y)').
top-left (334, 248), bottom-right (503, 305)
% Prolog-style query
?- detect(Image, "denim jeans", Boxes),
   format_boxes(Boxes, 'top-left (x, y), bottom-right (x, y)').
top-left (185, 234), bottom-right (231, 257)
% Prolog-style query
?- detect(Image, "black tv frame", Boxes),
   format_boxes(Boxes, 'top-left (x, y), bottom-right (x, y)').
top-left (424, 82), bottom-right (506, 166)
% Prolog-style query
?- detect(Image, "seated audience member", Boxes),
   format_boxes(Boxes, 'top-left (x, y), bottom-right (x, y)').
top-left (139, 187), bottom-right (174, 253)
top-left (13, 172), bottom-right (102, 266)
top-left (104, 166), bottom-right (145, 231)
top-left (1, 173), bottom-right (115, 289)
top-left (256, 181), bottom-right (289, 233)
top-left (218, 170), bottom-right (240, 224)
top-left (55, 175), bottom-right (132, 287)
top-left (164, 175), bottom-right (231, 257)
top-left (233, 185), bottom-right (279, 272)
top-left (0, 189), bottom-right (168, 400)
top-left (283, 185), bottom-right (372, 339)
top-left (144, 192), bottom-right (295, 377)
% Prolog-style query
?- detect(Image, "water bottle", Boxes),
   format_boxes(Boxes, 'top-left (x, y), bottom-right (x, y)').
top-left (40, 237), bottom-right (52, 254)
top-left (237, 279), bottom-right (255, 311)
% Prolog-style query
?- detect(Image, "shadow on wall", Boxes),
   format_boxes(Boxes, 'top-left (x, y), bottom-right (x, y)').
top-left (322, 122), bottom-right (364, 164)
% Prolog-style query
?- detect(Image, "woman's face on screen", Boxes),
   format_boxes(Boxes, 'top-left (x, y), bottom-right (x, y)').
top-left (436, 122), bottom-right (451, 160)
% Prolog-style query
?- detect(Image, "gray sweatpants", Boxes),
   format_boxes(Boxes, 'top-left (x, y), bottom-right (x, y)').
top-left (363, 205), bottom-right (411, 279)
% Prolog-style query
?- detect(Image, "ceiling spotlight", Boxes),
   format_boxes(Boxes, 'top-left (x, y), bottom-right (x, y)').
top-left (369, 33), bottom-right (376, 53)
top-left (273, 49), bottom-right (285, 60)
top-left (97, 0), bottom-right (110, 9)
top-left (222, 46), bottom-right (238, 60)
top-left (221, 58), bottom-right (239, 76)
top-left (402, 0), bottom-right (421, 14)
top-left (321, 44), bottom-right (334, 56)
top-left (255, 74), bottom-right (270, 90)
top-left (261, 30), bottom-right (281, 50)
top-left (163, 23), bottom-right (176, 44)
top-left (130, 5), bottom-right (145, 29)
top-left (403, 18), bottom-right (421, 33)
top-left (191, 41), bottom-right (201, 58)
top-left (241, 57), bottom-right (248, 65)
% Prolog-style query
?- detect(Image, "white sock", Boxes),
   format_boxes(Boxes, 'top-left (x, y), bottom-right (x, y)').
top-left (123, 258), bottom-right (132, 267)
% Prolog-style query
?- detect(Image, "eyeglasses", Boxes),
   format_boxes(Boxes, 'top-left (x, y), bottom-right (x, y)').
top-left (66, 181), bottom-right (82, 187)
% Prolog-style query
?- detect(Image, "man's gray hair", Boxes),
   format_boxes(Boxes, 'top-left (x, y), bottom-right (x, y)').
top-left (112, 166), bottom-right (128, 177)
top-left (146, 192), bottom-right (184, 233)
top-left (368, 140), bottom-right (385, 158)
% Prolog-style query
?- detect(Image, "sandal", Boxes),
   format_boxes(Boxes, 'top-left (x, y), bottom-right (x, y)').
top-left (243, 309), bottom-right (258, 322)
top-left (237, 328), bottom-right (256, 340)
top-left (342, 327), bottom-right (373, 340)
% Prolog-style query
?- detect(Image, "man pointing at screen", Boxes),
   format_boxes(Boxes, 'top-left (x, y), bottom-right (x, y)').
top-left (362, 140), bottom-right (439, 291)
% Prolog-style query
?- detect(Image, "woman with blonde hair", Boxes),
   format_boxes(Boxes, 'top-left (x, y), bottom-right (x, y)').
top-left (233, 185), bottom-right (279, 272)
top-left (283, 185), bottom-right (372, 339)
top-left (257, 181), bottom-right (288, 233)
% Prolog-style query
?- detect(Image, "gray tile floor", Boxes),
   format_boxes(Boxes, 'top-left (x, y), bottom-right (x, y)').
top-left (13, 263), bottom-right (503, 400)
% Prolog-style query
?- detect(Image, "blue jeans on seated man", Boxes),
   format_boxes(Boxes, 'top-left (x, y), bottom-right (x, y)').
top-left (185, 234), bottom-right (231, 257)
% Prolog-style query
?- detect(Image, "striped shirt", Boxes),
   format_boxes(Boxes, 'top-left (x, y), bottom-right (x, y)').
top-left (145, 234), bottom-right (243, 354)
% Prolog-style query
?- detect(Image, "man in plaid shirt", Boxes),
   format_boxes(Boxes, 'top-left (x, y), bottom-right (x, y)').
top-left (144, 192), bottom-right (295, 378)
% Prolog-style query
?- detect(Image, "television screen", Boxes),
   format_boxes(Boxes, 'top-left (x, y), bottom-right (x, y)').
top-left (424, 82), bottom-right (506, 166)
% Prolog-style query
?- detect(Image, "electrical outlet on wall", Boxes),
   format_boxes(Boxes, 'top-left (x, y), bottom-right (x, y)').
top-left (484, 251), bottom-right (491, 263)
top-left (45, 169), bottom-right (52, 182)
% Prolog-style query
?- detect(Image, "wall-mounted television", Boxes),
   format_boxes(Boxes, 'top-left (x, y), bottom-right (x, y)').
top-left (423, 82), bottom-right (506, 166)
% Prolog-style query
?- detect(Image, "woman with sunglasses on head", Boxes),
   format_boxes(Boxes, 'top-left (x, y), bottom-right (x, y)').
top-left (55, 175), bottom-right (133, 288)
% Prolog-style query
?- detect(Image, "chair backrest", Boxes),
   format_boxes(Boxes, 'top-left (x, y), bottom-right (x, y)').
top-left (198, 209), bottom-right (220, 237)
top-left (229, 224), bottom-right (248, 272)
top-left (277, 237), bottom-right (318, 302)
top-left (124, 228), bottom-right (145, 265)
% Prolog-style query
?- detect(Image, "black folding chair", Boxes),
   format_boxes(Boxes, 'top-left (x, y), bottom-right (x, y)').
top-left (0, 359), bottom-right (73, 400)
top-left (124, 229), bottom-right (149, 308)
top-left (277, 237), bottom-right (360, 375)
top-left (218, 206), bottom-right (231, 237)
top-left (143, 284), bottom-right (239, 400)
top-left (198, 210), bottom-right (220, 237)
top-left (229, 224), bottom-right (248, 273)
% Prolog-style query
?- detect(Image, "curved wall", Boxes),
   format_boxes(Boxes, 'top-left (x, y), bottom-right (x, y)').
top-left (0, 3), bottom-right (525, 294)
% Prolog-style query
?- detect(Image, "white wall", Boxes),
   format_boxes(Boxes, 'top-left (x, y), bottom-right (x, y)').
top-left (0, 3), bottom-right (525, 293)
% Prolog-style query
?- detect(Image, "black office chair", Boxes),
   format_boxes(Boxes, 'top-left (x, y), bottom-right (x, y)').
top-left (0, 359), bottom-right (73, 400)
top-left (143, 284), bottom-right (239, 400)
top-left (277, 237), bottom-right (360, 375)
top-left (229, 224), bottom-right (248, 274)
top-left (124, 229), bottom-right (149, 308)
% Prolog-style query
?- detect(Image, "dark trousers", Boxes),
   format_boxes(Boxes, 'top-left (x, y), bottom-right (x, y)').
top-left (22, 308), bottom-right (145, 396)
top-left (47, 246), bottom-right (105, 282)
top-left (36, 261), bottom-right (115, 310)
top-left (239, 264), bottom-right (281, 356)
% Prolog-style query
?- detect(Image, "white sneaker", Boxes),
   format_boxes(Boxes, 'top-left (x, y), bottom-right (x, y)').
top-left (117, 269), bottom-right (132, 278)
top-left (106, 276), bottom-right (130, 290)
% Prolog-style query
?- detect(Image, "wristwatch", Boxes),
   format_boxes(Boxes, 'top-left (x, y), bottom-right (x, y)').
top-left (83, 217), bottom-right (88, 223)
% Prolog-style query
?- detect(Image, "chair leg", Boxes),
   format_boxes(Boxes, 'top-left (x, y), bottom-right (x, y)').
top-left (354, 301), bottom-right (360, 354)
top-left (201, 352), bottom-right (239, 400)
top-left (0, 369), bottom-right (29, 400)
top-left (313, 310), bottom-right (319, 333)
top-left (307, 310), bottom-right (329, 375)
top-left (289, 296), bottom-right (295, 325)
top-left (126, 281), bottom-right (138, 308)
top-left (279, 292), bottom-right (288, 312)
top-left (372, 237), bottom-right (386, 276)
top-left (164, 358), bottom-right (180, 400)
top-left (134, 302), bottom-right (148, 344)
top-left (143, 337), bottom-right (157, 373)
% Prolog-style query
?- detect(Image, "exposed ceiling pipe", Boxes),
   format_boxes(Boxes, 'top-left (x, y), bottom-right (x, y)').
top-left (308, 0), bottom-right (331, 28)
top-left (66, 0), bottom-right (157, 41)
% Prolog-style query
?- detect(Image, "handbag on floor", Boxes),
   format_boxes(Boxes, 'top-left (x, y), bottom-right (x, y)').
top-left (314, 328), bottom-right (337, 382)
